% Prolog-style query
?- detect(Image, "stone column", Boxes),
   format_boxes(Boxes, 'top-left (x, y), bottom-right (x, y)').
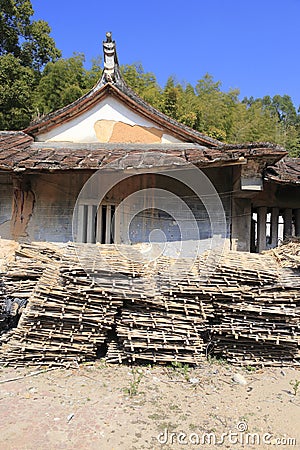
top-left (257, 207), bottom-right (267, 253)
top-left (86, 204), bottom-right (95, 243)
top-left (294, 209), bottom-right (300, 237)
top-left (270, 207), bottom-right (279, 248)
top-left (77, 204), bottom-right (87, 243)
top-left (283, 208), bottom-right (293, 239)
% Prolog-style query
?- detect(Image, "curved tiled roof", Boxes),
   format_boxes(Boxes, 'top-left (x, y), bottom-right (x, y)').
top-left (264, 157), bottom-right (300, 185)
top-left (0, 132), bottom-right (288, 173)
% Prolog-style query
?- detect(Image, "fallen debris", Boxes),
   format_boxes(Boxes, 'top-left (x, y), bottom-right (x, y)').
top-left (0, 367), bottom-right (59, 384)
top-left (232, 373), bottom-right (247, 386)
top-left (266, 237), bottom-right (300, 269)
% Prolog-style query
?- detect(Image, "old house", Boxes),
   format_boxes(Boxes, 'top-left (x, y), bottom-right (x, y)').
top-left (0, 32), bottom-right (299, 253)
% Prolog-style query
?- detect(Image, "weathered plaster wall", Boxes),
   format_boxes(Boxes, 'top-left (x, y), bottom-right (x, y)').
top-left (0, 173), bottom-right (13, 239)
top-left (94, 120), bottom-right (164, 143)
top-left (11, 175), bottom-right (35, 240)
top-left (36, 97), bottom-right (181, 144)
top-left (25, 172), bottom-right (91, 242)
top-left (103, 167), bottom-right (232, 244)
top-left (5, 166), bottom-right (233, 245)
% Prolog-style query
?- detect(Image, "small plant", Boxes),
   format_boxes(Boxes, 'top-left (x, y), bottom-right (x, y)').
top-left (96, 358), bottom-right (107, 369)
top-left (244, 365), bottom-right (257, 373)
top-left (290, 379), bottom-right (300, 396)
top-left (124, 367), bottom-right (144, 397)
top-left (207, 355), bottom-right (228, 366)
top-left (148, 413), bottom-right (164, 421)
top-left (170, 361), bottom-right (191, 381)
top-left (169, 404), bottom-right (180, 411)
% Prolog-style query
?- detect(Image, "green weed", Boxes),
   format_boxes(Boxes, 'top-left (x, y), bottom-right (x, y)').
top-left (290, 379), bottom-right (300, 396)
top-left (124, 367), bottom-right (144, 397)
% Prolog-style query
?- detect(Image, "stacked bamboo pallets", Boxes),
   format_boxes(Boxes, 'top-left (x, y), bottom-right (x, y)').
top-left (0, 242), bottom-right (64, 336)
top-left (199, 252), bottom-right (300, 366)
top-left (0, 245), bottom-right (125, 366)
top-left (0, 241), bottom-right (299, 367)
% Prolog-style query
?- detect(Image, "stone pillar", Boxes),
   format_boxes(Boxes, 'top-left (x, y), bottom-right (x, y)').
top-left (86, 204), bottom-right (95, 243)
top-left (78, 204), bottom-right (87, 243)
top-left (283, 208), bottom-right (293, 239)
top-left (257, 207), bottom-right (267, 253)
top-left (294, 209), bottom-right (300, 237)
top-left (270, 207), bottom-right (279, 248)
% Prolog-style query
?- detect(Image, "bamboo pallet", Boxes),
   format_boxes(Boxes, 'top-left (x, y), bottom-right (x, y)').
top-left (0, 241), bottom-right (299, 367)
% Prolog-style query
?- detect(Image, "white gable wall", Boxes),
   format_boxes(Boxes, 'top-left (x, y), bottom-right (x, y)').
top-left (36, 97), bottom-right (182, 144)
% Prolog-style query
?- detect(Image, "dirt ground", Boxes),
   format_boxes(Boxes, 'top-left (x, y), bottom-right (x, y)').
top-left (0, 360), bottom-right (299, 450)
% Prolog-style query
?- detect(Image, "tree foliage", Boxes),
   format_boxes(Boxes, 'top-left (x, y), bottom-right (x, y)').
top-left (0, 53), bottom-right (36, 128)
top-left (33, 54), bottom-right (98, 116)
top-left (0, 0), bottom-right (61, 129)
top-left (0, 0), bottom-right (61, 70)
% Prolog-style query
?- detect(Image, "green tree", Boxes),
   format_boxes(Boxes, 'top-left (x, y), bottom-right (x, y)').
top-left (271, 94), bottom-right (298, 126)
top-left (195, 74), bottom-right (239, 141)
top-left (230, 99), bottom-right (280, 143)
top-left (0, 53), bottom-right (36, 129)
top-left (121, 63), bottom-right (162, 109)
top-left (241, 94), bottom-right (300, 155)
top-left (176, 83), bottom-right (199, 128)
top-left (0, 0), bottom-right (61, 71)
top-left (161, 76), bottom-right (181, 119)
top-left (0, 0), bottom-right (61, 128)
top-left (33, 54), bottom-right (89, 116)
top-left (85, 56), bottom-right (102, 89)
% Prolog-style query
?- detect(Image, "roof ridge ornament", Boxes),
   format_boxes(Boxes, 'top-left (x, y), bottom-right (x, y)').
top-left (103, 31), bottom-right (118, 82)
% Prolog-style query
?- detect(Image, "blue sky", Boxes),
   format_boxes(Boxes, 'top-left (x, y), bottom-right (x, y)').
top-left (32, 0), bottom-right (300, 108)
